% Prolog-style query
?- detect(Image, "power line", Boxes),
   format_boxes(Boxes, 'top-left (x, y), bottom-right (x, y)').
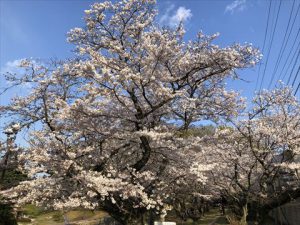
top-left (285, 50), bottom-right (300, 84)
top-left (295, 83), bottom-right (300, 95)
top-left (295, 84), bottom-right (300, 95)
top-left (259, 0), bottom-right (282, 90)
top-left (285, 51), bottom-right (300, 84)
top-left (268, 0), bottom-right (298, 88)
top-left (278, 30), bottom-right (300, 81)
top-left (255, 0), bottom-right (273, 91)
top-left (291, 66), bottom-right (300, 87)
top-left (294, 68), bottom-right (300, 95)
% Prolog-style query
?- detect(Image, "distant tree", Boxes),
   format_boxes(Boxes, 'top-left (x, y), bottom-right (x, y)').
top-left (0, 124), bottom-right (26, 225)
top-left (0, 0), bottom-right (260, 224)
top-left (0, 123), bottom-right (27, 190)
top-left (204, 86), bottom-right (300, 223)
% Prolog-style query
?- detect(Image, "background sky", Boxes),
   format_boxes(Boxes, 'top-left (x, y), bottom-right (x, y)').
top-left (0, 0), bottom-right (299, 110)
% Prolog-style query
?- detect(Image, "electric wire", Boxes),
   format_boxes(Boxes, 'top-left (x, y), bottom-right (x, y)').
top-left (286, 50), bottom-right (300, 84)
top-left (259, 0), bottom-right (282, 90)
top-left (294, 68), bottom-right (300, 95)
top-left (268, 0), bottom-right (298, 88)
top-left (291, 66), bottom-right (300, 87)
top-left (255, 0), bottom-right (273, 91)
top-left (278, 30), bottom-right (300, 81)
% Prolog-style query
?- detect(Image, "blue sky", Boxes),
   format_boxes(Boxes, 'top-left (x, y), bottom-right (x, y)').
top-left (0, 0), bottom-right (299, 103)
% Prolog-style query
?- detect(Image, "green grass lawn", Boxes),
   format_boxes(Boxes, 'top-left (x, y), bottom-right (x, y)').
top-left (18, 205), bottom-right (107, 225)
top-left (17, 205), bottom-right (278, 225)
top-left (167, 208), bottom-right (229, 225)
top-left (18, 205), bottom-right (228, 225)
top-left (196, 209), bottom-right (225, 224)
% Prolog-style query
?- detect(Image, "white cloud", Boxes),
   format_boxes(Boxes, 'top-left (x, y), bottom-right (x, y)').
top-left (0, 59), bottom-right (25, 74)
top-left (225, 0), bottom-right (247, 14)
top-left (1, 59), bottom-right (25, 91)
top-left (0, 59), bottom-right (33, 95)
top-left (171, 7), bottom-right (193, 25)
top-left (159, 5), bottom-right (192, 27)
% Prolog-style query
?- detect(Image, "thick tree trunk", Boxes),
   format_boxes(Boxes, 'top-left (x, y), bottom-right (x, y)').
top-left (132, 136), bottom-right (152, 171)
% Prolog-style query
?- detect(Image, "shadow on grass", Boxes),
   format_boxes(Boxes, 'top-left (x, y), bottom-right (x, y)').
top-left (214, 216), bottom-right (229, 224)
top-left (18, 205), bottom-right (107, 225)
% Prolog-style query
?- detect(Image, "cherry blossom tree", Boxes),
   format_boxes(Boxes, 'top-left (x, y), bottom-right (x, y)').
top-left (0, 0), bottom-right (260, 224)
top-left (204, 85), bottom-right (300, 223)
